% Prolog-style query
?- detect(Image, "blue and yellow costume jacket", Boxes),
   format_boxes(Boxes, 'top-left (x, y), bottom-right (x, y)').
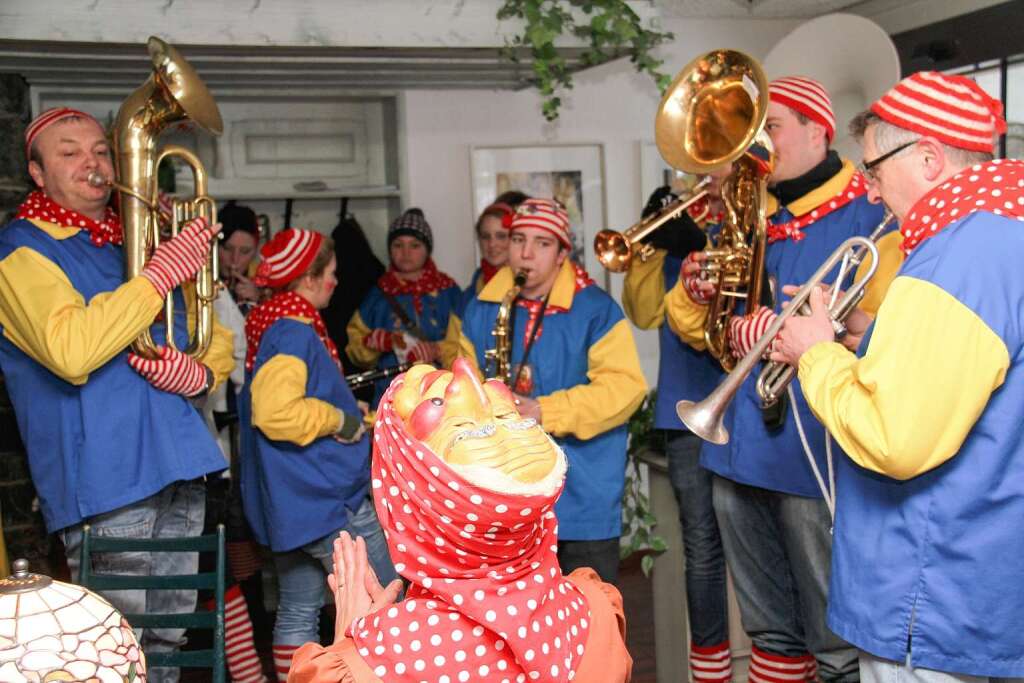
top-left (240, 317), bottom-right (369, 552)
top-left (623, 248), bottom-right (724, 431)
top-left (798, 210), bottom-right (1024, 676)
top-left (346, 283), bottom-right (461, 405)
top-left (457, 266), bottom-right (485, 316)
top-left (0, 217), bottom-right (233, 532)
top-left (451, 261), bottom-right (647, 540)
top-left (665, 161), bottom-right (901, 496)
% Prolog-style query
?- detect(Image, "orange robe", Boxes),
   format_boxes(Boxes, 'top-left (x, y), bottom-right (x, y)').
top-left (288, 568), bottom-right (633, 683)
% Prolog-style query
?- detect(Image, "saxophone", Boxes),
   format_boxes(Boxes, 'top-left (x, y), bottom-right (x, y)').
top-left (484, 271), bottom-right (527, 387)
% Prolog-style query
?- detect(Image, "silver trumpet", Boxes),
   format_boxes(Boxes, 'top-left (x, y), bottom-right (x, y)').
top-left (676, 211), bottom-right (892, 445)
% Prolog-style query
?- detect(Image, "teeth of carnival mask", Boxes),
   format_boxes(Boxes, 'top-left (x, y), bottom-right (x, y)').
top-left (392, 358), bottom-right (559, 485)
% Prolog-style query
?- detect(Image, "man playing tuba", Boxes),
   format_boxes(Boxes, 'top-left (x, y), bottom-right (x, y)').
top-left (0, 108), bottom-right (232, 682)
top-left (666, 77), bottom-right (900, 683)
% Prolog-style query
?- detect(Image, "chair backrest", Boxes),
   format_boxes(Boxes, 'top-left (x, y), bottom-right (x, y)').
top-left (79, 524), bottom-right (226, 683)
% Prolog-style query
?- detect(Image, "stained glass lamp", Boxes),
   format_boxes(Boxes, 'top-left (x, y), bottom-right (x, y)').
top-left (0, 559), bottom-right (146, 682)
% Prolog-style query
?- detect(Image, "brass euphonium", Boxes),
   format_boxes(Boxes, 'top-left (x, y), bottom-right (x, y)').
top-left (484, 271), bottom-right (527, 387)
top-left (89, 36), bottom-right (224, 359)
top-left (653, 49), bottom-right (774, 371)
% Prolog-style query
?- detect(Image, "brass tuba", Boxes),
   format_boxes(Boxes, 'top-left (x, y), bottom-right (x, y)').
top-left (654, 49), bottom-right (774, 371)
top-left (484, 271), bottom-right (527, 387)
top-left (91, 36), bottom-right (224, 359)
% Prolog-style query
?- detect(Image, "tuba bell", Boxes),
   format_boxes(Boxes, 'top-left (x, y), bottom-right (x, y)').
top-left (654, 49), bottom-right (774, 371)
top-left (90, 36), bottom-right (224, 359)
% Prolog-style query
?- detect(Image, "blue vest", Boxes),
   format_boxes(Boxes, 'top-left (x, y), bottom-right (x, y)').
top-left (357, 283), bottom-right (461, 404)
top-left (239, 318), bottom-right (370, 552)
top-left (699, 197), bottom-right (887, 496)
top-left (461, 285), bottom-right (629, 540)
top-left (654, 254), bottom-right (726, 430)
top-left (0, 219), bottom-right (225, 532)
top-left (829, 213), bottom-right (1024, 676)
top-left (458, 268), bottom-right (483, 316)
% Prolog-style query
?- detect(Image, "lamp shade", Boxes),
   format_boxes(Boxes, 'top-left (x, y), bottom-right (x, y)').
top-left (0, 559), bottom-right (146, 682)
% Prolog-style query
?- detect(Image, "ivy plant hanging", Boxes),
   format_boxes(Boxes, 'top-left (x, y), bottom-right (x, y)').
top-left (497, 0), bottom-right (674, 121)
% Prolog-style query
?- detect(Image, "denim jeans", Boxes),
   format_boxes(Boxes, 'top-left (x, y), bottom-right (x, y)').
top-left (272, 496), bottom-right (397, 646)
top-left (712, 475), bottom-right (858, 683)
top-left (557, 538), bottom-right (621, 583)
top-left (61, 479), bottom-right (206, 683)
top-left (665, 430), bottom-right (728, 647)
top-left (860, 651), bottom-right (1024, 683)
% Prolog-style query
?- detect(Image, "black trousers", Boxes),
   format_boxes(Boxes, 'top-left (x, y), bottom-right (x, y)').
top-left (557, 537), bottom-right (620, 584)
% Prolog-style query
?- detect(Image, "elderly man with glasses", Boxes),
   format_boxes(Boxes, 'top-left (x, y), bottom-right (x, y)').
top-left (772, 72), bottom-right (1024, 683)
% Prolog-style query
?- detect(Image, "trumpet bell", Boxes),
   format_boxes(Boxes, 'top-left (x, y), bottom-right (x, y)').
top-left (594, 229), bottom-right (631, 272)
top-left (676, 399), bottom-right (729, 445)
top-left (655, 49), bottom-right (770, 175)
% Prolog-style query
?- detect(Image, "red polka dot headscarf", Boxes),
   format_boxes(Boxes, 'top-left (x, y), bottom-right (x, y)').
top-left (354, 374), bottom-right (592, 682)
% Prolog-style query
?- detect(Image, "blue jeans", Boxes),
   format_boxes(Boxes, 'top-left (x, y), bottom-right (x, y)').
top-left (665, 430), bottom-right (728, 647)
top-left (272, 496), bottom-right (397, 646)
top-left (860, 651), bottom-right (1024, 683)
top-left (61, 479), bottom-right (206, 683)
top-left (712, 475), bottom-right (858, 683)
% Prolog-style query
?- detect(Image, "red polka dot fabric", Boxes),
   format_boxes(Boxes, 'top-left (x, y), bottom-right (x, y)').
top-left (16, 190), bottom-right (122, 248)
top-left (766, 173), bottom-right (868, 244)
top-left (355, 379), bottom-right (591, 682)
top-left (244, 290), bottom-right (341, 372)
top-left (378, 259), bottom-right (458, 315)
top-left (515, 263), bottom-right (594, 345)
top-left (899, 159), bottom-right (1024, 254)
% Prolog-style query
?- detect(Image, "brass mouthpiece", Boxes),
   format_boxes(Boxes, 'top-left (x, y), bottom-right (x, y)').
top-left (513, 271), bottom-right (527, 287)
top-left (86, 172), bottom-right (111, 188)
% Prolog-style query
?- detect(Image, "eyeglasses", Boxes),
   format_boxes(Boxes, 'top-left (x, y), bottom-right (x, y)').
top-left (858, 139), bottom-right (918, 182)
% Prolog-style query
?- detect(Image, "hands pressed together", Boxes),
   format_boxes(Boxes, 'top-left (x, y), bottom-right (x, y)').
top-left (329, 531), bottom-right (403, 643)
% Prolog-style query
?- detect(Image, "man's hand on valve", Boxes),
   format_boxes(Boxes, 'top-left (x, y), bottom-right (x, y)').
top-left (681, 251), bottom-right (717, 305)
top-left (768, 286), bottom-right (837, 367)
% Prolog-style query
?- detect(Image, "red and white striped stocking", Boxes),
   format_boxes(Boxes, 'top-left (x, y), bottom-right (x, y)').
top-left (691, 641), bottom-right (733, 683)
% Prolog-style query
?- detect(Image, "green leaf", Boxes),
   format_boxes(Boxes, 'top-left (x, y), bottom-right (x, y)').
top-left (641, 553), bottom-right (655, 576)
top-left (650, 536), bottom-right (668, 553)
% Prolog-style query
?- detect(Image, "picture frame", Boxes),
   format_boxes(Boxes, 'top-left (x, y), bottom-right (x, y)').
top-left (470, 143), bottom-right (607, 279)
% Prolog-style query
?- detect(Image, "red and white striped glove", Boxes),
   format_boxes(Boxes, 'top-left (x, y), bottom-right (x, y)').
top-left (363, 328), bottom-right (395, 352)
top-left (405, 340), bottom-right (438, 364)
top-left (128, 345), bottom-right (209, 397)
top-left (141, 216), bottom-right (217, 299)
top-left (727, 307), bottom-right (777, 359)
top-left (681, 252), bottom-right (712, 305)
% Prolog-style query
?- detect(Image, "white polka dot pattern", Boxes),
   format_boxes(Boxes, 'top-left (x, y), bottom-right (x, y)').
top-left (353, 379), bottom-right (592, 682)
top-left (244, 291), bottom-right (341, 372)
top-left (767, 173), bottom-right (868, 244)
top-left (16, 190), bottom-right (122, 247)
top-left (899, 159), bottom-right (1024, 254)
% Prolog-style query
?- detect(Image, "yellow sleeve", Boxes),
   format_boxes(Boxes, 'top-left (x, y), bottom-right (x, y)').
top-left (622, 249), bottom-right (667, 330)
top-left (538, 318), bottom-right (648, 440)
top-left (0, 246), bottom-right (162, 385)
top-left (853, 230), bottom-right (904, 318)
top-left (664, 277), bottom-right (710, 351)
top-left (345, 310), bottom-right (380, 369)
top-left (201, 315), bottom-right (235, 392)
top-left (251, 354), bottom-right (343, 446)
top-left (797, 276), bottom-right (1008, 480)
top-left (438, 315), bottom-right (463, 370)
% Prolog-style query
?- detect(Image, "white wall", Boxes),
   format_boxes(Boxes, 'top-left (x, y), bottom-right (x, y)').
top-left (402, 18), bottom-right (801, 383)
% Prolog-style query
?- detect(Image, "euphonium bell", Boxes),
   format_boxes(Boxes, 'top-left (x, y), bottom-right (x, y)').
top-left (98, 36), bottom-right (224, 360)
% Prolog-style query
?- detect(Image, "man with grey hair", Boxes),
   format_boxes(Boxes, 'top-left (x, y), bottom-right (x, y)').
top-left (771, 71), bottom-right (1024, 682)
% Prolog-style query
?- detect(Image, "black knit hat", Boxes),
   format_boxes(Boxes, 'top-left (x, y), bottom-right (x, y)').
top-left (388, 208), bottom-right (433, 253)
top-left (218, 201), bottom-right (260, 243)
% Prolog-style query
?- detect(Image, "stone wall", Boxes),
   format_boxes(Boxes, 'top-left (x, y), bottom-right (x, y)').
top-left (0, 73), bottom-right (53, 577)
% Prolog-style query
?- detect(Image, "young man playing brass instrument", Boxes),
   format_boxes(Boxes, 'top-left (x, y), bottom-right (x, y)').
top-left (450, 198), bottom-right (647, 582)
top-left (666, 78), bottom-right (901, 683)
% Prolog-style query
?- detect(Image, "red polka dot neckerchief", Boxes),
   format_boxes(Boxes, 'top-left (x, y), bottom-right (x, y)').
top-left (899, 159), bottom-right (1024, 255)
top-left (244, 290), bottom-right (340, 372)
top-left (16, 190), bottom-right (122, 247)
top-left (515, 262), bottom-right (594, 345)
top-left (378, 259), bottom-right (458, 315)
top-left (353, 380), bottom-right (592, 683)
top-left (766, 173), bottom-right (869, 244)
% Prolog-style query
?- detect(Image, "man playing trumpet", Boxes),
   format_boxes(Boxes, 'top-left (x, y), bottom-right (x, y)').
top-left (0, 108), bottom-right (233, 682)
top-left (666, 77), bottom-right (900, 683)
top-left (771, 72), bottom-right (1024, 683)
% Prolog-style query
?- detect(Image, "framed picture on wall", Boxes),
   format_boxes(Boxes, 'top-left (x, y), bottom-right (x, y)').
top-left (470, 143), bottom-right (606, 279)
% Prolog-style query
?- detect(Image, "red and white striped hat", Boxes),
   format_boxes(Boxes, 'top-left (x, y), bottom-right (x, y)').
top-left (871, 71), bottom-right (1007, 153)
top-left (769, 76), bottom-right (836, 141)
top-left (25, 107), bottom-right (101, 159)
top-left (254, 228), bottom-right (324, 289)
top-left (509, 198), bottom-right (572, 249)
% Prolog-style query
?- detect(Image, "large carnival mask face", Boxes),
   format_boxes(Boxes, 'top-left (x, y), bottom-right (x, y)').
top-left (392, 359), bottom-right (559, 485)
